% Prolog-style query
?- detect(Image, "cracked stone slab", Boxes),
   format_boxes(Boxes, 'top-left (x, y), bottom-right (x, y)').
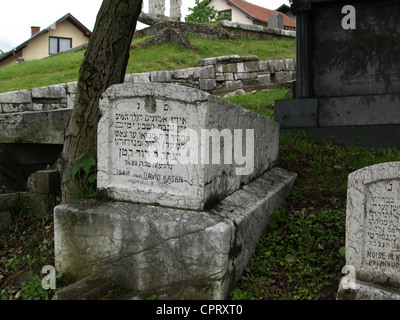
top-left (54, 167), bottom-right (296, 300)
top-left (97, 83), bottom-right (279, 210)
top-left (0, 109), bottom-right (71, 144)
top-left (345, 162), bottom-right (400, 289)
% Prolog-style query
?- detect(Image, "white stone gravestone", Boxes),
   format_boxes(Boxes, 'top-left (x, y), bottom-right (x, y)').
top-left (97, 82), bottom-right (279, 210)
top-left (338, 162), bottom-right (400, 300)
top-left (54, 83), bottom-right (296, 299)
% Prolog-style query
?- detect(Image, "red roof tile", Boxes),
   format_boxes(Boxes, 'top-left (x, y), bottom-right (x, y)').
top-left (228, 0), bottom-right (296, 27)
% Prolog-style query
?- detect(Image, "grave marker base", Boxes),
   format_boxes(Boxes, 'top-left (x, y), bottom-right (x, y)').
top-left (54, 167), bottom-right (296, 300)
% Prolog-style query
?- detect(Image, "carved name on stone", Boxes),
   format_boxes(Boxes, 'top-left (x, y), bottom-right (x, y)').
top-left (346, 162), bottom-right (400, 287)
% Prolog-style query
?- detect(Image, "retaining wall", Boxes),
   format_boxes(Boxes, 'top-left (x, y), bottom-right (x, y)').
top-left (0, 55), bottom-right (295, 114)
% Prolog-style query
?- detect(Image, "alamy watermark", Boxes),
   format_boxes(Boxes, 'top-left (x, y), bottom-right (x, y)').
top-left (41, 265), bottom-right (56, 290)
top-left (144, 122), bottom-right (255, 176)
top-left (342, 5), bottom-right (356, 30)
top-left (340, 265), bottom-right (360, 290)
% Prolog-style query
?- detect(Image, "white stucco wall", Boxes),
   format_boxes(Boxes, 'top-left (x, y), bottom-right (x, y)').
top-left (208, 0), bottom-right (253, 25)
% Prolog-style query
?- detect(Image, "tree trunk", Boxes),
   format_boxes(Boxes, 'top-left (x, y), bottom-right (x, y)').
top-left (59, 0), bottom-right (143, 202)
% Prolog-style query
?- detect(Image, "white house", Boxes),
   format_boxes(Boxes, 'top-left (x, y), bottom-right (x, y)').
top-left (207, 0), bottom-right (296, 30)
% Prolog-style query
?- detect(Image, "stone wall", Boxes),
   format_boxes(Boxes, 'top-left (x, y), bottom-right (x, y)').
top-left (135, 20), bottom-right (296, 40)
top-left (0, 55), bottom-right (296, 114)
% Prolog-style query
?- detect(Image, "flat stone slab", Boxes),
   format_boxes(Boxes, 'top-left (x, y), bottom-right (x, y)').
top-left (319, 94), bottom-right (400, 127)
top-left (97, 82), bottom-right (279, 211)
top-left (0, 109), bottom-right (71, 144)
top-left (54, 167), bottom-right (296, 300)
top-left (337, 278), bottom-right (400, 300)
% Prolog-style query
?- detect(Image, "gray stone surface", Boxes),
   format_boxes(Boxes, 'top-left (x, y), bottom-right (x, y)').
top-left (124, 73), bottom-right (151, 83)
top-left (268, 13), bottom-right (284, 29)
top-left (337, 278), bottom-right (400, 300)
top-left (54, 167), bottom-right (297, 299)
top-left (199, 79), bottom-right (216, 91)
top-left (31, 84), bottom-right (67, 99)
top-left (319, 94), bottom-right (400, 126)
top-left (0, 109), bottom-right (71, 144)
top-left (275, 98), bottom-right (318, 128)
top-left (0, 211), bottom-right (12, 231)
top-left (149, 0), bottom-right (165, 15)
top-left (283, 125), bottom-right (400, 149)
top-left (150, 70), bottom-right (171, 82)
top-left (345, 162), bottom-right (400, 288)
top-left (0, 90), bottom-right (32, 104)
top-left (312, 1), bottom-right (400, 97)
top-left (97, 83), bottom-right (280, 211)
top-left (36, 170), bottom-right (59, 194)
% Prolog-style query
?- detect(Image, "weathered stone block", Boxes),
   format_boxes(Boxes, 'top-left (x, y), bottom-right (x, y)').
top-left (242, 61), bottom-right (260, 73)
top-left (225, 80), bottom-right (244, 89)
top-left (274, 71), bottom-right (295, 82)
top-left (258, 61), bottom-right (269, 72)
top-left (258, 74), bottom-right (271, 85)
top-left (66, 82), bottom-right (78, 94)
top-left (0, 90), bottom-right (32, 104)
top-left (0, 109), bottom-right (71, 144)
top-left (150, 71), bottom-right (171, 82)
top-left (215, 64), bottom-right (224, 73)
top-left (234, 72), bottom-right (258, 80)
top-left (32, 84), bottom-right (67, 99)
top-left (199, 57), bottom-right (218, 66)
top-left (275, 98), bottom-right (318, 128)
top-left (37, 170), bottom-right (60, 194)
top-left (199, 79), bottom-right (216, 91)
top-left (194, 65), bottom-right (215, 79)
top-left (125, 73), bottom-right (151, 83)
top-left (285, 59), bottom-right (296, 71)
top-left (319, 94), bottom-right (400, 127)
top-left (0, 211), bottom-right (12, 232)
top-left (224, 73), bottom-right (234, 81)
top-left (54, 167), bottom-right (297, 299)
top-left (97, 83), bottom-right (280, 211)
top-left (215, 73), bottom-right (225, 81)
top-left (273, 60), bottom-right (286, 72)
top-left (171, 68), bottom-right (196, 79)
top-left (1, 104), bottom-right (20, 113)
top-left (223, 63), bottom-right (237, 73)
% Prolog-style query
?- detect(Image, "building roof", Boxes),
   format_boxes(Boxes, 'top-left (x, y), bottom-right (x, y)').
top-left (275, 4), bottom-right (292, 14)
top-left (226, 0), bottom-right (296, 27)
top-left (0, 13), bottom-right (91, 63)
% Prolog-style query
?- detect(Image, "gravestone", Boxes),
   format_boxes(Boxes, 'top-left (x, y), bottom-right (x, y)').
top-left (275, 0), bottom-right (400, 148)
top-left (149, 0), bottom-right (182, 19)
top-left (268, 13), bottom-right (284, 30)
top-left (54, 83), bottom-right (297, 299)
top-left (97, 83), bottom-right (278, 210)
top-left (337, 162), bottom-right (400, 300)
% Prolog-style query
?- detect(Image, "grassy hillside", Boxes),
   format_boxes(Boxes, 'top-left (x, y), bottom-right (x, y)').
top-left (0, 35), bottom-right (295, 93)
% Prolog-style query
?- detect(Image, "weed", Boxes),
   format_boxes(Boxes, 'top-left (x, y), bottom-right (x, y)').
top-left (69, 153), bottom-right (97, 199)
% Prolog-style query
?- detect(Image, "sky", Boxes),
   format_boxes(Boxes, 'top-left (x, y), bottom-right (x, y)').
top-left (0, 0), bottom-right (290, 52)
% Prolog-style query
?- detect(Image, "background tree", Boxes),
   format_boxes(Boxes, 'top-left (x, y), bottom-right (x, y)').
top-left (59, 0), bottom-right (143, 202)
top-left (185, 0), bottom-right (224, 23)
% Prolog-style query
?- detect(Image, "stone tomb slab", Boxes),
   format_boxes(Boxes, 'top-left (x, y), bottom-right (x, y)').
top-left (97, 83), bottom-right (279, 210)
top-left (54, 167), bottom-right (297, 300)
top-left (345, 162), bottom-right (400, 288)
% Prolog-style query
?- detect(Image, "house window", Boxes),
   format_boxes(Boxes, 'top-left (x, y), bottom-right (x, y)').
top-left (218, 10), bottom-right (232, 21)
top-left (49, 37), bottom-right (72, 54)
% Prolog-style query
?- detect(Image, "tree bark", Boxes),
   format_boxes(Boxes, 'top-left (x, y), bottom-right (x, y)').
top-left (59, 0), bottom-right (143, 202)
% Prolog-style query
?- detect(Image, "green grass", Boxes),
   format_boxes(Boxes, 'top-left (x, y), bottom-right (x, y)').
top-left (0, 35), bottom-right (295, 93)
top-left (223, 89), bottom-right (290, 119)
top-left (189, 36), bottom-right (296, 61)
top-left (223, 91), bottom-right (400, 300)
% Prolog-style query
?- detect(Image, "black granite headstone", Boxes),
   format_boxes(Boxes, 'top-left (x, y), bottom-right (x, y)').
top-left (275, 0), bottom-right (400, 148)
